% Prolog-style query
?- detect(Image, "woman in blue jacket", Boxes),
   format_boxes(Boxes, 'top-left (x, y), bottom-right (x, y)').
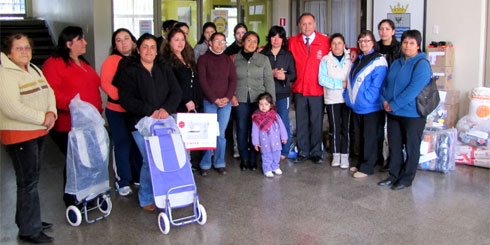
top-left (378, 30), bottom-right (431, 190)
top-left (344, 30), bottom-right (387, 178)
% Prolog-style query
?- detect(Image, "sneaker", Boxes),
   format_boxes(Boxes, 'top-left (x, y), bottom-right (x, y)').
top-left (273, 169), bottom-right (282, 175)
top-left (353, 171), bottom-right (368, 178)
top-left (331, 153), bottom-right (340, 167)
top-left (133, 182), bottom-right (140, 186)
top-left (340, 154), bottom-right (349, 169)
top-left (264, 171), bottom-right (274, 178)
top-left (118, 186), bottom-right (133, 196)
top-left (350, 166), bottom-right (358, 172)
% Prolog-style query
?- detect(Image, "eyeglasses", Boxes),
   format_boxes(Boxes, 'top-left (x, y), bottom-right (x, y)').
top-left (13, 46), bottom-right (32, 52)
top-left (358, 39), bottom-right (372, 44)
top-left (213, 40), bottom-right (226, 44)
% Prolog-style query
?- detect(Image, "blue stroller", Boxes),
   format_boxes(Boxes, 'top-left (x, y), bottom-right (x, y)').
top-left (145, 120), bottom-right (207, 234)
top-left (64, 95), bottom-right (112, 226)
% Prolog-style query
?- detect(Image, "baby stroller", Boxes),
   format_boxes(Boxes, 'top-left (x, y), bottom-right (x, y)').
top-left (64, 95), bottom-right (112, 226)
top-left (145, 120), bottom-right (207, 234)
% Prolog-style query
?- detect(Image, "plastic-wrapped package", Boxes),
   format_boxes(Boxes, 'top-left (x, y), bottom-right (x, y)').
top-left (468, 87), bottom-right (490, 120)
top-left (455, 141), bottom-right (490, 168)
top-left (65, 94), bottom-right (110, 201)
top-left (135, 116), bottom-right (179, 136)
top-left (456, 115), bottom-right (490, 147)
top-left (418, 127), bottom-right (457, 173)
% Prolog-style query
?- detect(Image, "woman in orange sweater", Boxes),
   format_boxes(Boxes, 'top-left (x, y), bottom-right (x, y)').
top-left (100, 28), bottom-right (142, 197)
top-left (0, 34), bottom-right (57, 243)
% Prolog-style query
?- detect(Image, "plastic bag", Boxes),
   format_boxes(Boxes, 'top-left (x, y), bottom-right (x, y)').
top-left (135, 116), bottom-right (179, 136)
top-left (418, 127), bottom-right (457, 173)
top-left (468, 87), bottom-right (490, 121)
top-left (69, 94), bottom-right (105, 129)
top-left (456, 115), bottom-right (490, 147)
top-left (65, 95), bottom-right (110, 201)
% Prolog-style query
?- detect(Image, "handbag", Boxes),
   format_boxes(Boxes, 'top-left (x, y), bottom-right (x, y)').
top-left (413, 58), bottom-right (440, 117)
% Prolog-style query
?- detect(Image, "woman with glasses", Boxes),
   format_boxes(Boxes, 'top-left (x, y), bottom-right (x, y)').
top-left (197, 32), bottom-right (237, 176)
top-left (0, 34), bottom-right (57, 244)
top-left (232, 31), bottom-right (275, 171)
top-left (344, 30), bottom-right (388, 179)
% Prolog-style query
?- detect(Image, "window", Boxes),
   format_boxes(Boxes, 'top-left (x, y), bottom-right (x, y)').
top-left (0, 0), bottom-right (25, 15)
top-left (113, 0), bottom-right (154, 37)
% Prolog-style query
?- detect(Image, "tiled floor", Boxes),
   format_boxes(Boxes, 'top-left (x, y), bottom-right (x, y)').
top-left (1, 137), bottom-right (489, 244)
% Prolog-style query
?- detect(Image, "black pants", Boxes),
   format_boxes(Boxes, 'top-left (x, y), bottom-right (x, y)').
top-left (354, 110), bottom-right (384, 175)
top-left (6, 136), bottom-right (46, 236)
top-left (294, 93), bottom-right (324, 159)
top-left (50, 130), bottom-right (77, 207)
top-left (387, 114), bottom-right (426, 186)
top-left (326, 103), bottom-right (351, 154)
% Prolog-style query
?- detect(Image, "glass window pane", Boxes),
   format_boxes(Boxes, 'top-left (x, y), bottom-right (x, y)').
top-left (113, 0), bottom-right (154, 37)
top-left (0, 0), bottom-right (26, 14)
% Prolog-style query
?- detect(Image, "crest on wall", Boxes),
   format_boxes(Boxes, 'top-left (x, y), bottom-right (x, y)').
top-left (387, 3), bottom-right (410, 40)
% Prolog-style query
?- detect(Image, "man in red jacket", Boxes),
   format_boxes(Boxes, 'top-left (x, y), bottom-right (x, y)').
top-left (289, 13), bottom-right (330, 164)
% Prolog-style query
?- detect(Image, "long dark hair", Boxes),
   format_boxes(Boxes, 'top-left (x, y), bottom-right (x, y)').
top-left (264, 26), bottom-right (288, 52)
top-left (52, 26), bottom-right (89, 65)
top-left (378, 19), bottom-right (396, 44)
top-left (241, 31), bottom-right (260, 51)
top-left (197, 22), bottom-right (217, 44)
top-left (110, 28), bottom-right (137, 56)
top-left (161, 28), bottom-right (197, 72)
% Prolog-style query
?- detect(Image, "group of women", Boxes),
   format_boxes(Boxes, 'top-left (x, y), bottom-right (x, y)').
top-left (0, 17), bottom-right (432, 243)
top-left (320, 19), bottom-right (432, 192)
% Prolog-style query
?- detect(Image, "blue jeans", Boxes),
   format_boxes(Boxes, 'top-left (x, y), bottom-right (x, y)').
top-left (235, 96), bottom-right (258, 163)
top-left (106, 108), bottom-right (142, 188)
top-left (132, 131), bottom-right (154, 206)
top-left (200, 100), bottom-right (231, 169)
top-left (276, 97), bottom-right (292, 157)
top-left (6, 136), bottom-right (45, 236)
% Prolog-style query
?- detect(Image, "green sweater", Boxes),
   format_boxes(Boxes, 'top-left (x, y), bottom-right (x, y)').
top-left (233, 52), bottom-right (275, 103)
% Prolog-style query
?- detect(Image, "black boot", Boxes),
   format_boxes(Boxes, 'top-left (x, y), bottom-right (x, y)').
top-left (249, 162), bottom-right (257, 171)
top-left (240, 160), bottom-right (249, 171)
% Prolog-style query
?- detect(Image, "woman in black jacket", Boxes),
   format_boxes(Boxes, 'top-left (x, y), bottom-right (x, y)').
top-left (260, 26), bottom-right (296, 160)
top-left (376, 19), bottom-right (402, 172)
top-left (119, 33), bottom-right (182, 212)
top-left (161, 27), bottom-right (204, 168)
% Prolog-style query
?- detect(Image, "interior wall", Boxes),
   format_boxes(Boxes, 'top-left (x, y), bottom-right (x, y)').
top-left (271, 0), bottom-right (291, 36)
top-left (32, 0), bottom-right (96, 66)
top-left (486, 3), bottom-right (490, 87)
top-left (426, 0), bottom-right (487, 116)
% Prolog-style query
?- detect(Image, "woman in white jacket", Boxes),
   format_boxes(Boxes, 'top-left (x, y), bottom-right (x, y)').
top-left (318, 33), bottom-right (352, 169)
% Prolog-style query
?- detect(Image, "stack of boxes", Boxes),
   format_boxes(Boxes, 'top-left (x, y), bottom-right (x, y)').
top-left (426, 45), bottom-right (459, 129)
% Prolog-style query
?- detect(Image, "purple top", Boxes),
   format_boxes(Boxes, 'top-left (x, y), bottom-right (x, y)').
top-left (252, 114), bottom-right (288, 153)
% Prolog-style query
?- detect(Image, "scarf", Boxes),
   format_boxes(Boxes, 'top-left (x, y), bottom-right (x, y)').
top-left (252, 109), bottom-right (277, 131)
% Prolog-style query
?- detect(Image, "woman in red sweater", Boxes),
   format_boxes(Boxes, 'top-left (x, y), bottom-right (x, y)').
top-left (100, 28), bottom-right (141, 197)
top-left (43, 26), bottom-right (102, 207)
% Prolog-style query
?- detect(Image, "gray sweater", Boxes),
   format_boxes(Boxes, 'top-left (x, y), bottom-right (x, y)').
top-left (233, 52), bottom-right (275, 103)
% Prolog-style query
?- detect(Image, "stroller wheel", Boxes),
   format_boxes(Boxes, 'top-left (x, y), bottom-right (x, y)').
top-left (197, 204), bottom-right (207, 225)
top-left (97, 195), bottom-right (112, 215)
top-left (66, 205), bottom-right (82, 226)
top-left (158, 212), bottom-right (170, 234)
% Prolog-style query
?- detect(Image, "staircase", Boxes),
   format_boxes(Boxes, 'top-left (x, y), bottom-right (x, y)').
top-left (0, 18), bottom-right (56, 68)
